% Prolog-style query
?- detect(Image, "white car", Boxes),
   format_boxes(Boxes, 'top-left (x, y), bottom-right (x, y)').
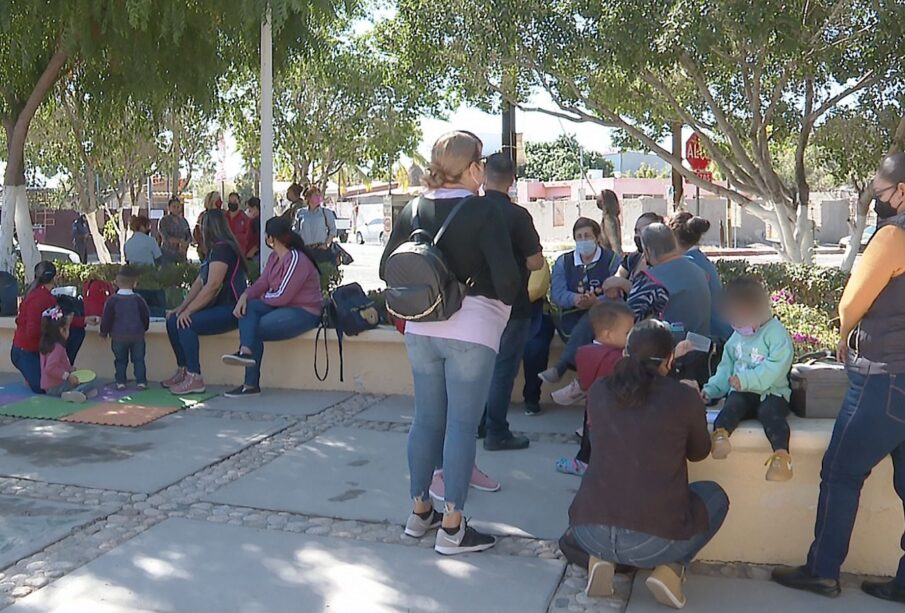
top-left (838, 225), bottom-right (876, 252)
top-left (15, 242), bottom-right (81, 264)
top-left (356, 219), bottom-right (386, 245)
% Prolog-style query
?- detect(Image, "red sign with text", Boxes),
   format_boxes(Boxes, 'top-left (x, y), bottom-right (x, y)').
top-left (685, 133), bottom-right (711, 171)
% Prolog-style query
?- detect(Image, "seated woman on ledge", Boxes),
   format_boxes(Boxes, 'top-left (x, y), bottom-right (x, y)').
top-left (562, 320), bottom-right (729, 609)
top-left (163, 210), bottom-right (247, 395)
top-left (221, 216), bottom-right (324, 398)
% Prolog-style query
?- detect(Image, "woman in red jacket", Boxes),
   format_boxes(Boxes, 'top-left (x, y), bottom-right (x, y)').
top-left (220, 216), bottom-right (323, 397)
top-left (12, 261), bottom-right (96, 393)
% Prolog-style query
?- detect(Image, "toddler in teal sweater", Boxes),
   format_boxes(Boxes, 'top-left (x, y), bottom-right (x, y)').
top-left (702, 277), bottom-right (795, 481)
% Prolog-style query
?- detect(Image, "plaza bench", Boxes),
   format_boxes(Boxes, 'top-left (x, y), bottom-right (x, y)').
top-left (0, 318), bottom-right (900, 577)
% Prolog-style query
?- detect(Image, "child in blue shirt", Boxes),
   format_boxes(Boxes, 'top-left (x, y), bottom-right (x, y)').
top-left (702, 277), bottom-right (795, 482)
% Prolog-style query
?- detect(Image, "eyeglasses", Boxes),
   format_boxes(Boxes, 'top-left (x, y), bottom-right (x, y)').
top-left (875, 184), bottom-right (900, 197)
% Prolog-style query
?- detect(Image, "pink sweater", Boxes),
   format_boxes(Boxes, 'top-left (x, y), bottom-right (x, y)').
top-left (247, 250), bottom-right (323, 315)
top-left (40, 343), bottom-right (73, 391)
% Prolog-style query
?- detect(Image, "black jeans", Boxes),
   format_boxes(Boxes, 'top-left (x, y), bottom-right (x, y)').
top-left (112, 339), bottom-right (147, 386)
top-left (714, 392), bottom-right (791, 452)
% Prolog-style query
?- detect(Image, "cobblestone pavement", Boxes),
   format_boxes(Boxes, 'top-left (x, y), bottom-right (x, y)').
top-left (0, 391), bottom-right (887, 612)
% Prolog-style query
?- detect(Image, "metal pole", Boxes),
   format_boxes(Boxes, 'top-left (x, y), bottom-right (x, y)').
top-left (260, 6), bottom-right (274, 269)
top-left (696, 185), bottom-right (701, 216)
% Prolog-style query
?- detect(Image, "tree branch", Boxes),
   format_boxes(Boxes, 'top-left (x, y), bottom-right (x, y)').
top-left (810, 71), bottom-right (880, 120)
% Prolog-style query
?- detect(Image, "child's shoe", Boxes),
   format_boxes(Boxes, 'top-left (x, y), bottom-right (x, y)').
top-left (646, 564), bottom-right (686, 609)
top-left (162, 367), bottom-right (187, 388)
top-left (555, 457), bottom-right (588, 476)
top-left (586, 556), bottom-right (615, 597)
top-left (765, 451), bottom-right (793, 482)
top-left (710, 428), bottom-right (732, 460)
top-left (61, 390), bottom-right (87, 403)
top-left (538, 367), bottom-right (563, 384)
top-left (137, 383), bottom-right (148, 391)
top-left (116, 383), bottom-right (127, 391)
top-left (551, 380), bottom-right (586, 406)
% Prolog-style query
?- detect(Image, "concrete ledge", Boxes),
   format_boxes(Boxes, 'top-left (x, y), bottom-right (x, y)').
top-left (0, 318), bottom-right (562, 401)
top-left (692, 417), bottom-right (902, 577)
top-left (0, 317), bottom-right (900, 576)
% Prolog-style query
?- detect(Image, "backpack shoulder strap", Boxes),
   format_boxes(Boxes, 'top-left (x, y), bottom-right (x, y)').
top-left (433, 196), bottom-right (473, 245)
top-left (410, 198), bottom-right (421, 231)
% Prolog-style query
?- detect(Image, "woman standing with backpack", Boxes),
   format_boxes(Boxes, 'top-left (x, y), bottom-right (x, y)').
top-left (379, 131), bottom-right (520, 556)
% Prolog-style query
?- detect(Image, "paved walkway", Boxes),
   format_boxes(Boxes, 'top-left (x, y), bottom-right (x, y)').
top-left (0, 386), bottom-right (896, 612)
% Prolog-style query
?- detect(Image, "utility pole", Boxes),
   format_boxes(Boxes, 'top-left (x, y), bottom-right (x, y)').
top-left (671, 121), bottom-right (684, 211)
top-left (259, 5), bottom-right (274, 268)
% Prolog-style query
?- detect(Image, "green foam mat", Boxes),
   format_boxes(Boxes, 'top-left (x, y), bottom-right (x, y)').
top-left (115, 388), bottom-right (218, 409)
top-left (0, 395), bottom-right (95, 420)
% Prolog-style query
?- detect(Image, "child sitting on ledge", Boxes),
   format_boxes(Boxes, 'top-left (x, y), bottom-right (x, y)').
top-left (702, 277), bottom-right (795, 481)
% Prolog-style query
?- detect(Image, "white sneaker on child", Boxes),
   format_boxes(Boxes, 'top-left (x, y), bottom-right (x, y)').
top-left (551, 380), bottom-right (586, 406)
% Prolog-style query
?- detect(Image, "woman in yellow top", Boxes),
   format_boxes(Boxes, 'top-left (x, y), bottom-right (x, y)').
top-left (773, 153), bottom-right (905, 604)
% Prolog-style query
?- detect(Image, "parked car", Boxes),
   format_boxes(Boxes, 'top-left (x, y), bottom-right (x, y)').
top-left (14, 242), bottom-right (81, 264)
top-left (356, 219), bottom-right (386, 245)
top-left (334, 216), bottom-right (351, 243)
top-left (838, 225), bottom-right (877, 252)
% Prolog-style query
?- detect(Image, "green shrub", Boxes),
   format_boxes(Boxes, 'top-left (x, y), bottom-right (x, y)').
top-left (715, 261), bottom-right (847, 316)
top-left (17, 259), bottom-right (342, 308)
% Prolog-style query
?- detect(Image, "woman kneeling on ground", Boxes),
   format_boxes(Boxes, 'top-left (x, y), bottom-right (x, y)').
top-left (12, 261), bottom-right (96, 393)
top-left (221, 216), bottom-right (324, 397)
top-left (563, 319), bottom-right (729, 609)
top-left (163, 210), bottom-right (247, 395)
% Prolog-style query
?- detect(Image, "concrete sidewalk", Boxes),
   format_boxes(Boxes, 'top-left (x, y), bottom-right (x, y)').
top-left (0, 390), bottom-right (896, 612)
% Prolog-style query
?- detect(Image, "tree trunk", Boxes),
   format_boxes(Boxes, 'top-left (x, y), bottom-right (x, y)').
top-left (841, 192), bottom-right (869, 273)
top-left (771, 204), bottom-right (801, 263)
top-left (795, 202), bottom-right (815, 265)
top-left (0, 49), bottom-right (69, 278)
top-left (85, 167), bottom-right (112, 264)
top-left (84, 211), bottom-right (111, 264)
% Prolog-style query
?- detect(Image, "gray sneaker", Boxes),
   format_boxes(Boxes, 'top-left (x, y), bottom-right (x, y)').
top-left (404, 509), bottom-right (443, 538)
top-left (434, 520), bottom-right (496, 556)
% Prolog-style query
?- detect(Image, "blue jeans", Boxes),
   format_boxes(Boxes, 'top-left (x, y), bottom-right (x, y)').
top-left (47, 379), bottom-right (98, 398)
top-left (166, 306), bottom-right (238, 375)
top-left (522, 306), bottom-right (555, 404)
top-left (238, 300), bottom-right (320, 387)
top-left (806, 369), bottom-right (905, 582)
top-left (405, 333), bottom-right (498, 510)
top-left (12, 330), bottom-right (85, 394)
top-left (556, 313), bottom-right (594, 375)
top-left (572, 481), bottom-right (730, 567)
top-left (482, 317), bottom-right (532, 440)
top-left (112, 339), bottom-right (147, 385)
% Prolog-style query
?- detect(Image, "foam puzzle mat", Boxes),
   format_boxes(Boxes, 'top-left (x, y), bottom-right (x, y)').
top-left (0, 382), bottom-right (218, 427)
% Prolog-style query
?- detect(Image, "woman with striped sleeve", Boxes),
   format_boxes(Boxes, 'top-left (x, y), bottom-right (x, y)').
top-left (221, 216), bottom-right (323, 397)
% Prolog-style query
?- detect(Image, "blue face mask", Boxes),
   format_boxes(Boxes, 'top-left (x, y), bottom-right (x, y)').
top-left (575, 240), bottom-right (597, 258)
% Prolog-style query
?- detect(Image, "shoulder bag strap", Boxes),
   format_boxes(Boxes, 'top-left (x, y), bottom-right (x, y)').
top-left (433, 196), bottom-right (473, 245)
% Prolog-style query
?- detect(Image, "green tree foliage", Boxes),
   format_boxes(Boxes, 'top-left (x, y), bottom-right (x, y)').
top-left (223, 24), bottom-right (423, 192)
top-left (383, 0), bottom-right (905, 263)
top-left (0, 0), bottom-right (347, 276)
top-left (522, 135), bottom-right (613, 181)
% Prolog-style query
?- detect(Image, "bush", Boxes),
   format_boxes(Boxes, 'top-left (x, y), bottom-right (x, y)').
top-left (17, 259), bottom-right (343, 309)
top-left (715, 261), bottom-right (845, 359)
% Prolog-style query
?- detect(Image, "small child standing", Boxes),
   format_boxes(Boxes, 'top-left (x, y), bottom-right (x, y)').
top-left (100, 266), bottom-right (150, 390)
top-left (702, 277), bottom-right (795, 481)
top-left (556, 301), bottom-right (635, 475)
top-left (40, 307), bottom-right (97, 403)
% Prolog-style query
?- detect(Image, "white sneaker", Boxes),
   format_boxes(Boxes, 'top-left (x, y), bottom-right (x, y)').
top-left (551, 380), bottom-right (586, 406)
top-left (538, 367), bottom-right (563, 385)
top-left (61, 390), bottom-right (87, 403)
top-left (404, 509), bottom-right (443, 538)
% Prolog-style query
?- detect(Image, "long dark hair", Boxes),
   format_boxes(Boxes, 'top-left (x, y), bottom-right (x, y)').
top-left (27, 261), bottom-right (57, 296)
top-left (202, 209), bottom-right (245, 270)
top-left (265, 216), bottom-right (319, 269)
top-left (606, 320), bottom-right (675, 408)
top-left (39, 310), bottom-right (70, 355)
